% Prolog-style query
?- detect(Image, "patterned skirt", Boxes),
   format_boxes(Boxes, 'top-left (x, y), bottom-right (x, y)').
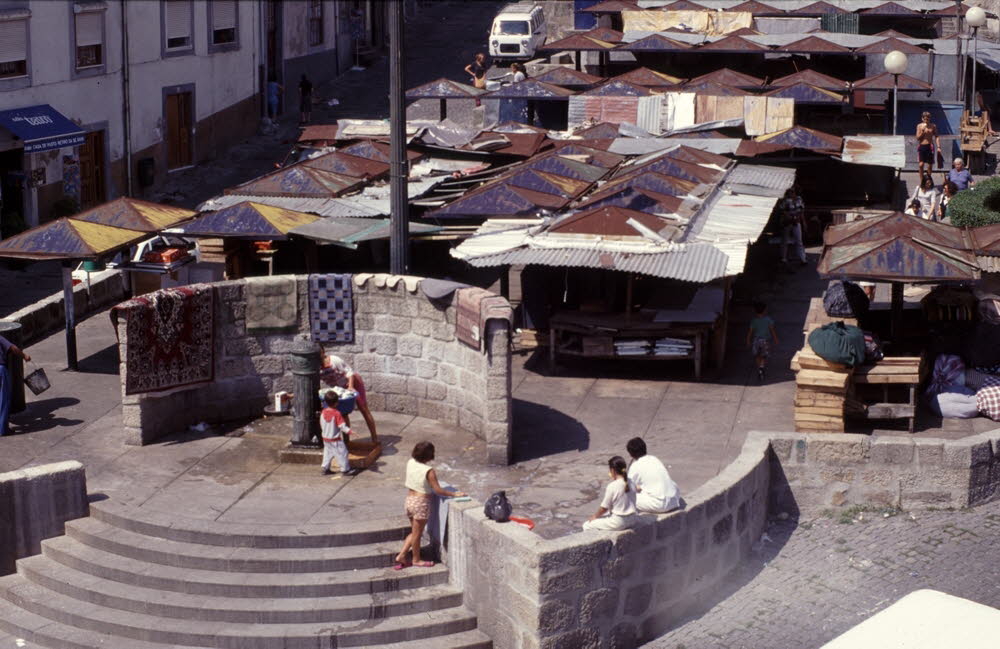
top-left (405, 492), bottom-right (431, 521)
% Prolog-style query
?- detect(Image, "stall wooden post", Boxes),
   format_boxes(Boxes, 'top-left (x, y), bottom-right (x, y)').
top-left (61, 263), bottom-right (78, 371)
top-left (712, 278), bottom-right (731, 369)
top-left (891, 281), bottom-right (904, 341)
top-left (625, 274), bottom-right (633, 324)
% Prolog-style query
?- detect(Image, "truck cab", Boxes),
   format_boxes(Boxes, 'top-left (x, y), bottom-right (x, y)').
top-left (489, 3), bottom-right (546, 61)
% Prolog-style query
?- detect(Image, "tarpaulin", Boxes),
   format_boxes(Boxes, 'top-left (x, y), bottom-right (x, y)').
top-left (622, 10), bottom-right (752, 35)
top-left (637, 95), bottom-right (664, 134)
top-left (764, 97), bottom-right (794, 134)
top-left (661, 92), bottom-right (696, 133)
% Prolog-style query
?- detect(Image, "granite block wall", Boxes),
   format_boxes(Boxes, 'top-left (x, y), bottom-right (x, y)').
top-left (118, 274), bottom-right (513, 465)
top-left (0, 461), bottom-right (89, 575)
top-left (767, 430), bottom-right (1000, 511)
top-left (446, 435), bottom-right (772, 649)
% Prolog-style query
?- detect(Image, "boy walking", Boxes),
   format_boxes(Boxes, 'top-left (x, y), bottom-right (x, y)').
top-left (747, 301), bottom-right (779, 382)
top-left (320, 391), bottom-right (352, 476)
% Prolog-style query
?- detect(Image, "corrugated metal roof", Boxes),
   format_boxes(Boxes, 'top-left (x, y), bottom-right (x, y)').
top-left (841, 135), bottom-right (906, 168)
top-left (764, 82), bottom-right (845, 104)
top-left (770, 69), bottom-right (848, 90)
top-left (689, 68), bottom-right (764, 88)
top-left (532, 67), bottom-right (604, 87)
top-left (756, 125), bottom-right (843, 150)
top-left (636, 0), bottom-right (959, 10)
top-left (225, 166), bottom-right (367, 198)
top-left (618, 33), bottom-right (694, 51)
top-left (581, 27), bottom-right (625, 43)
top-left (779, 35), bottom-right (851, 53)
top-left (582, 0), bottom-right (641, 12)
top-left (860, 1), bottom-right (919, 14)
top-left (851, 72), bottom-right (933, 91)
top-left (0, 218), bottom-right (147, 261)
top-left (724, 163), bottom-right (796, 192)
top-left (856, 36), bottom-right (927, 54)
top-left (608, 137), bottom-right (742, 155)
top-left (583, 80), bottom-right (653, 96)
top-left (199, 194), bottom-right (388, 217)
top-left (612, 67), bottom-right (683, 87)
top-left (405, 78), bottom-right (485, 99)
top-left (486, 79), bottom-right (576, 99)
top-left (288, 217), bottom-right (441, 248)
top-left (698, 35), bottom-right (768, 51)
top-left (539, 34), bottom-right (617, 51)
top-left (178, 202), bottom-right (319, 240)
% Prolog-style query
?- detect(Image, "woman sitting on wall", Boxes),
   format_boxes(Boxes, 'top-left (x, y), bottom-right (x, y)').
top-left (321, 354), bottom-right (378, 443)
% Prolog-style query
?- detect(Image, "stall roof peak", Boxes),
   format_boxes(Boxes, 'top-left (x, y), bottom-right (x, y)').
top-left (618, 33), bottom-right (692, 50)
top-left (582, 79), bottom-right (653, 96)
top-left (486, 78), bottom-right (577, 99)
top-left (70, 197), bottom-right (196, 232)
top-left (540, 33), bottom-right (617, 51)
top-left (612, 66), bottom-right (683, 86)
top-left (533, 67), bottom-right (604, 87)
top-left (780, 35), bottom-right (850, 53)
top-left (856, 37), bottom-right (926, 54)
top-left (770, 68), bottom-right (847, 90)
top-left (405, 78), bottom-right (485, 99)
top-left (689, 67), bottom-right (764, 88)
top-left (698, 35), bottom-right (768, 51)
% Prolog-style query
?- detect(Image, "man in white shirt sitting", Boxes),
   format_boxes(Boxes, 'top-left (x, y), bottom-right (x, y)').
top-left (626, 437), bottom-right (682, 513)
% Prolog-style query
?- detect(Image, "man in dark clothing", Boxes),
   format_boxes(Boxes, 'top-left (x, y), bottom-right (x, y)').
top-left (299, 74), bottom-right (314, 124)
top-left (0, 334), bottom-right (29, 435)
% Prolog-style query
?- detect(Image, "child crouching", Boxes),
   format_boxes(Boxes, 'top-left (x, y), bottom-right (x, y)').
top-left (320, 391), bottom-right (352, 476)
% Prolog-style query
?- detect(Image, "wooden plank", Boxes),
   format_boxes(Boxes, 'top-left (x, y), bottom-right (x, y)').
top-left (795, 392), bottom-right (845, 406)
top-left (856, 365), bottom-right (921, 376)
top-left (795, 405), bottom-right (844, 416)
top-left (797, 352), bottom-right (851, 373)
top-left (865, 403), bottom-right (916, 419)
top-left (853, 374), bottom-right (919, 384)
top-left (797, 369), bottom-right (849, 389)
top-left (795, 412), bottom-right (844, 424)
top-left (795, 423), bottom-right (845, 432)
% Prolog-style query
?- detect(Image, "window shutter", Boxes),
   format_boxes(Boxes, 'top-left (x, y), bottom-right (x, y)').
top-left (212, 0), bottom-right (236, 31)
top-left (165, 0), bottom-right (191, 41)
top-left (0, 20), bottom-right (26, 63)
top-left (76, 12), bottom-right (102, 47)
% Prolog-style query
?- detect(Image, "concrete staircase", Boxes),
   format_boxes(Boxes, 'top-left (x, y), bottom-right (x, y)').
top-left (0, 500), bottom-right (491, 649)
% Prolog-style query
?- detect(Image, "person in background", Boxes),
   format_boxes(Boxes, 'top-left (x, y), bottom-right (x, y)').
top-left (583, 456), bottom-right (638, 531)
top-left (267, 75), bottom-right (283, 120)
top-left (915, 111), bottom-right (940, 178)
top-left (511, 62), bottom-right (527, 83)
top-left (779, 187), bottom-right (806, 267)
top-left (909, 174), bottom-right (939, 220)
top-left (321, 354), bottom-right (378, 443)
top-left (939, 180), bottom-right (959, 221)
top-left (948, 157), bottom-right (974, 191)
top-left (394, 442), bottom-right (465, 569)
top-left (319, 391), bottom-right (352, 476)
top-left (747, 301), bottom-right (779, 382)
top-left (298, 74), bottom-right (313, 125)
top-left (625, 437), bottom-right (682, 514)
top-left (464, 52), bottom-right (489, 89)
top-left (0, 334), bottom-right (29, 436)
top-left (904, 198), bottom-right (923, 217)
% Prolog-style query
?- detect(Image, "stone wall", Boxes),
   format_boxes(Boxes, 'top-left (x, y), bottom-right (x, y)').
top-left (3, 269), bottom-right (127, 346)
top-left (0, 461), bottom-right (89, 575)
top-left (446, 434), bottom-right (772, 649)
top-left (768, 430), bottom-right (1000, 512)
top-left (118, 274), bottom-right (513, 465)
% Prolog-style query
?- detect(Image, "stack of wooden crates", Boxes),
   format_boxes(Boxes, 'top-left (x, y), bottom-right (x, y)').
top-left (791, 350), bottom-right (853, 432)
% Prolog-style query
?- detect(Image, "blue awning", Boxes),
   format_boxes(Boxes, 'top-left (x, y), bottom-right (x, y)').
top-left (0, 105), bottom-right (85, 152)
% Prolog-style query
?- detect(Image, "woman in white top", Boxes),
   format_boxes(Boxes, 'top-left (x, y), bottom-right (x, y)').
top-left (583, 456), bottom-right (637, 531)
top-left (910, 175), bottom-right (939, 220)
top-left (394, 441), bottom-right (465, 570)
top-left (511, 63), bottom-right (527, 83)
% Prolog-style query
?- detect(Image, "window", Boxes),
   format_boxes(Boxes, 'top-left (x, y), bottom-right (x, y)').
top-left (495, 21), bottom-right (529, 35)
top-left (74, 10), bottom-right (103, 69)
top-left (308, 0), bottom-right (323, 46)
top-left (210, 0), bottom-right (236, 46)
top-left (0, 19), bottom-right (27, 79)
top-left (163, 0), bottom-right (192, 51)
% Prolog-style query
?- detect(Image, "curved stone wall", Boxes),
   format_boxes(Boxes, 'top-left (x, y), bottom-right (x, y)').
top-left (117, 274), bottom-right (512, 465)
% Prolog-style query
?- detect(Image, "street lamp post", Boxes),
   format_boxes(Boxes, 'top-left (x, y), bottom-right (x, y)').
top-left (884, 50), bottom-right (909, 136)
top-left (968, 6), bottom-right (987, 112)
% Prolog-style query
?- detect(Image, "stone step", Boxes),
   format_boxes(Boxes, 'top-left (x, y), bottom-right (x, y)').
top-left (0, 575), bottom-right (480, 648)
top-left (90, 500), bottom-right (411, 548)
top-left (41, 535), bottom-right (450, 598)
top-left (17, 554), bottom-right (464, 624)
top-left (65, 517), bottom-right (416, 573)
top-left (374, 630), bottom-right (494, 649)
top-left (0, 596), bottom-right (208, 649)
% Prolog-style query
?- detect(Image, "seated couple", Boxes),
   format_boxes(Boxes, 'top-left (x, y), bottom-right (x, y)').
top-left (584, 437), bottom-right (682, 532)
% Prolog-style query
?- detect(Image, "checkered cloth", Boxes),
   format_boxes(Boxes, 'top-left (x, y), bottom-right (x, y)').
top-left (976, 385), bottom-right (1000, 421)
top-left (309, 274), bottom-right (353, 343)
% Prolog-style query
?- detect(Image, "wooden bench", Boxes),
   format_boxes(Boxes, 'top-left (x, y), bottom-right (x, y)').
top-left (851, 356), bottom-right (925, 433)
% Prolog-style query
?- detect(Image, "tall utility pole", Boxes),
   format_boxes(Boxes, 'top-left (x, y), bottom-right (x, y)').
top-left (388, 0), bottom-right (409, 275)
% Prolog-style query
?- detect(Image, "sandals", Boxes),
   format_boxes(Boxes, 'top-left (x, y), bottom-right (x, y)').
top-left (392, 560), bottom-right (433, 570)
top-left (392, 561), bottom-right (410, 571)
top-left (413, 561), bottom-right (434, 568)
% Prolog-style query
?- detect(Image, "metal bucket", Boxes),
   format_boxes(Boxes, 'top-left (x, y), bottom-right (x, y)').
top-left (24, 367), bottom-right (50, 396)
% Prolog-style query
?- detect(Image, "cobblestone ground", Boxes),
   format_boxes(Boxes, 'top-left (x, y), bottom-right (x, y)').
top-left (647, 501), bottom-right (1000, 649)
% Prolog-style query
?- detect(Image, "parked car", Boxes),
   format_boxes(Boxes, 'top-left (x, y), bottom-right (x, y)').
top-left (488, 3), bottom-right (546, 61)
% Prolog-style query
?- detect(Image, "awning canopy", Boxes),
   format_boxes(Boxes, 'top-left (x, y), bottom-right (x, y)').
top-left (288, 217), bottom-right (441, 249)
top-left (176, 201), bottom-right (319, 239)
top-left (0, 218), bottom-right (146, 260)
top-left (0, 104), bottom-right (85, 153)
top-left (70, 197), bottom-right (196, 232)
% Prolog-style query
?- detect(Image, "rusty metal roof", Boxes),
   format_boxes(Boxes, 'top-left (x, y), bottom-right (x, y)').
top-left (302, 152), bottom-right (390, 180)
top-left (582, 79), bottom-right (653, 96)
top-left (226, 166), bottom-right (367, 198)
top-left (698, 35), bottom-right (768, 52)
top-left (621, 153), bottom-right (726, 184)
top-left (841, 135), bottom-right (906, 168)
top-left (791, 1), bottom-right (846, 14)
top-left (405, 78), bottom-right (485, 99)
top-left (0, 218), bottom-right (147, 261)
top-left (818, 237), bottom-right (980, 282)
top-left (971, 223), bottom-right (1000, 254)
top-left (70, 198), bottom-right (196, 232)
top-left (779, 35), bottom-right (850, 53)
top-left (549, 205), bottom-right (678, 237)
top-left (532, 67), bottom-right (603, 87)
top-left (592, 170), bottom-right (699, 199)
top-left (860, 2), bottom-right (919, 15)
top-left (851, 72), bottom-right (933, 92)
top-left (288, 217), bottom-right (441, 249)
top-left (756, 125), bottom-right (843, 150)
top-left (575, 185), bottom-right (686, 215)
top-left (298, 124), bottom-right (339, 142)
top-left (428, 183), bottom-right (570, 219)
top-left (522, 154), bottom-right (609, 182)
top-left (662, 0), bottom-right (708, 9)
top-left (580, 27), bottom-right (624, 43)
top-left (549, 142), bottom-right (626, 167)
top-left (765, 82), bottom-right (846, 104)
top-left (856, 37), bottom-right (926, 55)
top-left (464, 131), bottom-right (551, 158)
top-left (618, 34), bottom-right (692, 51)
top-left (770, 69), bottom-right (848, 90)
top-left (486, 79), bottom-right (577, 99)
top-left (823, 212), bottom-right (972, 250)
top-left (689, 68), bottom-right (764, 89)
top-left (611, 67), bottom-right (683, 87)
top-left (539, 34), bottom-right (617, 52)
top-left (336, 140), bottom-right (423, 163)
top-left (681, 80), bottom-right (748, 96)
top-left (503, 169), bottom-right (592, 198)
top-left (573, 122), bottom-right (622, 139)
top-left (728, 1), bottom-right (784, 14)
top-left (179, 201), bottom-right (319, 240)
top-left (874, 28), bottom-right (917, 38)
top-left (580, 0), bottom-right (640, 12)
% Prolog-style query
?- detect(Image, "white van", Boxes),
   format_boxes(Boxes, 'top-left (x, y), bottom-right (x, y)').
top-left (489, 3), bottom-right (546, 61)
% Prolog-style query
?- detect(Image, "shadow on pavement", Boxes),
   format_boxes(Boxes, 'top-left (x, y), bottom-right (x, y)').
top-left (512, 398), bottom-right (589, 462)
top-left (10, 397), bottom-right (84, 433)
top-left (76, 343), bottom-right (120, 375)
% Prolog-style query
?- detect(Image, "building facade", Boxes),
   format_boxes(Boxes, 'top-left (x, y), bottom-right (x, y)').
top-left (0, 0), bottom-right (374, 238)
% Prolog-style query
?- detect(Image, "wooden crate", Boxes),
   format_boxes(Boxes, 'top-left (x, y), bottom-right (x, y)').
top-left (348, 440), bottom-right (382, 469)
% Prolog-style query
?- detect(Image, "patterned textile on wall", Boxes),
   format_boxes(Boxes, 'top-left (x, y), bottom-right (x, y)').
top-left (455, 287), bottom-right (513, 351)
top-left (111, 284), bottom-right (214, 395)
top-left (246, 276), bottom-right (298, 332)
top-left (309, 273), bottom-right (354, 343)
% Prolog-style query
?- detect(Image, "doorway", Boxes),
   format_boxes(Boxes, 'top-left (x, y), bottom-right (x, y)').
top-left (165, 91), bottom-right (193, 170)
top-left (79, 129), bottom-right (105, 209)
top-left (0, 148), bottom-right (24, 238)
